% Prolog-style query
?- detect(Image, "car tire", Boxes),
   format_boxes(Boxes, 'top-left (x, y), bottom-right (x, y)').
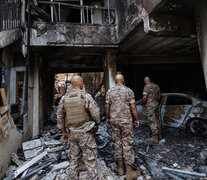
top-left (189, 119), bottom-right (207, 136)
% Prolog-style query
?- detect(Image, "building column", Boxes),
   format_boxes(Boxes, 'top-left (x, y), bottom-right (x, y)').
top-left (32, 56), bottom-right (39, 138)
top-left (25, 53), bottom-right (40, 139)
top-left (196, 0), bottom-right (207, 91)
top-left (103, 50), bottom-right (117, 92)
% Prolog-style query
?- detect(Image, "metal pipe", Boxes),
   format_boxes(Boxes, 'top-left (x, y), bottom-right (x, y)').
top-left (86, 6), bottom-right (89, 23)
top-left (50, 0), bottom-right (54, 22)
top-left (107, 0), bottom-right (110, 24)
top-left (80, 0), bottom-right (83, 23)
top-left (91, 9), bottom-right (93, 24)
top-left (58, 3), bottom-right (61, 21)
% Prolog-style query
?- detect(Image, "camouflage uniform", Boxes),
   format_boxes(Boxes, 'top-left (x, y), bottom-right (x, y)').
top-left (106, 84), bottom-right (135, 166)
top-left (143, 82), bottom-right (160, 136)
top-left (57, 89), bottom-right (100, 180)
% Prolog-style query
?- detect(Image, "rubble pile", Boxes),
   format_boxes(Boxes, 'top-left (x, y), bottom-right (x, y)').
top-left (4, 123), bottom-right (207, 180)
top-left (98, 123), bottom-right (207, 180)
top-left (4, 125), bottom-right (124, 180)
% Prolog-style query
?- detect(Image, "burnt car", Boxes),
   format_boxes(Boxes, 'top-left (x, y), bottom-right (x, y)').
top-left (136, 93), bottom-right (207, 136)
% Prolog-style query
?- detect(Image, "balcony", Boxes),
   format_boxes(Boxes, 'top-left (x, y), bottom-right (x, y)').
top-left (28, 0), bottom-right (118, 47)
top-left (0, 0), bottom-right (22, 48)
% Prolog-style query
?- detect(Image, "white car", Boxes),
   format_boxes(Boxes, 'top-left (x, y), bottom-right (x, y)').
top-left (136, 93), bottom-right (207, 136)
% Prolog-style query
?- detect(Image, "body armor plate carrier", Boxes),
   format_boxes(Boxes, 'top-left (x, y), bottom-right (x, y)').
top-left (63, 92), bottom-right (90, 128)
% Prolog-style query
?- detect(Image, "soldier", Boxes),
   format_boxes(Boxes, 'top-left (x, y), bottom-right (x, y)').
top-left (66, 74), bottom-right (86, 94)
top-left (106, 74), bottom-right (140, 180)
top-left (57, 75), bottom-right (100, 180)
top-left (142, 76), bottom-right (161, 143)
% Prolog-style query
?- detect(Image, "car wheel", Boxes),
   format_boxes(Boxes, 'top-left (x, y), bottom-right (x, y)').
top-left (190, 119), bottom-right (207, 136)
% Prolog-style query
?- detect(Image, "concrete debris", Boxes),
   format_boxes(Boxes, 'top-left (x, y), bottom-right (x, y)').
top-left (20, 169), bottom-right (28, 178)
top-left (97, 159), bottom-right (125, 180)
top-left (27, 174), bottom-right (39, 180)
top-left (22, 139), bottom-right (43, 151)
top-left (52, 161), bottom-right (70, 171)
top-left (24, 147), bottom-right (44, 160)
top-left (162, 167), bottom-right (206, 179)
top-left (44, 140), bottom-right (62, 146)
top-left (4, 124), bottom-right (207, 180)
top-left (144, 158), bottom-right (167, 179)
top-left (46, 146), bottom-right (67, 153)
top-left (5, 165), bottom-right (17, 180)
top-left (159, 138), bottom-right (166, 144)
top-left (198, 166), bottom-right (207, 174)
top-left (11, 153), bottom-right (24, 166)
top-left (137, 176), bottom-right (144, 180)
top-left (173, 163), bottom-right (180, 168)
top-left (44, 171), bottom-right (57, 180)
top-left (145, 175), bottom-right (152, 180)
top-left (19, 160), bottom-right (54, 180)
top-left (164, 171), bottom-right (184, 180)
top-left (96, 123), bottom-right (111, 149)
top-left (12, 151), bottom-right (47, 179)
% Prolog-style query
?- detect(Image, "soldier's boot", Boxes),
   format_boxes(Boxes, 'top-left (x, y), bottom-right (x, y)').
top-left (126, 165), bottom-right (140, 180)
top-left (147, 135), bottom-right (159, 143)
top-left (117, 161), bottom-right (124, 175)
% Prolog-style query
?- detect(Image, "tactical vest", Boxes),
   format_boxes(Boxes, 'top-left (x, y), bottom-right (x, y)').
top-left (63, 92), bottom-right (90, 128)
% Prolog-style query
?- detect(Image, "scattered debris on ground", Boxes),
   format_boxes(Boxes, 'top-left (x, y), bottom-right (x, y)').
top-left (3, 122), bottom-right (207, 180)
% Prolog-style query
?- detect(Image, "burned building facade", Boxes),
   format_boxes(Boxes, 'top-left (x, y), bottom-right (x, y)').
top-left (1, 0), bottom-right (207, 178)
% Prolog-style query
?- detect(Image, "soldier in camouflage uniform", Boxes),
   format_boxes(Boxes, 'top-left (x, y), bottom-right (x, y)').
top-left (57, 75), bottom-right (100, 180)
top-left (106, 74), bottom-right (140, 180)
top-left (142, 76), bottom-right (161, 143)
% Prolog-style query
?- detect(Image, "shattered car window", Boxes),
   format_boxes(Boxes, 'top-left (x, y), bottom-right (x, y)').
top-left (166, 96), bottom-right (192, 105)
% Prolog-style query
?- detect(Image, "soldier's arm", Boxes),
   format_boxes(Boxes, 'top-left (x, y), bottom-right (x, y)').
top-left (129, 89), bottom-right (139, 128)
top-left (142, 95), bottom-right (147, 104)
top-left (86, 94), bottom-right (100, 124)
top-left (142, 85), bottom-right (148, 104)
top-left (130, 103), bottom-right (139, 128)
top-left (57, 96), bottom-right (66, 131)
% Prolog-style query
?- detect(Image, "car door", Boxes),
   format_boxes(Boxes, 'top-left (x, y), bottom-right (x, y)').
top-left (160, 95), bottom-right (193, 128)
top-left (136, 100), bottom-right (148, 124)
top-left (136, 95), bottom-right (164, 125)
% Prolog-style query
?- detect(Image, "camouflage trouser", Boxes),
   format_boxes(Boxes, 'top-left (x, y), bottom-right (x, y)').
top-left (111, 122), bottom-right (135, 166)
top-left (147, 105), bottom-right (160, 136)
top-left (67, 131), bottom-right (98, 180)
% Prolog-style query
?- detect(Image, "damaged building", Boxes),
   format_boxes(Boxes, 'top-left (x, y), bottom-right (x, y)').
top-left (1, 0), bottom-right (207, 179)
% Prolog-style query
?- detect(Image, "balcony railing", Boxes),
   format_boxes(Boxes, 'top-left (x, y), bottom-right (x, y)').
top-left (0, 0), bottom-right (21, 31)
top-left (36, 0), bottom-right (115, 24)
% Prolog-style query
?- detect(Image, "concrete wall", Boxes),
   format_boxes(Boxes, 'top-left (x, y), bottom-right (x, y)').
top-left (28, 22), bottom-right (118, 47)
top-left (0, 128), bottom-right (23, 179)
top-left (0, 28), bottom-right (22, 49)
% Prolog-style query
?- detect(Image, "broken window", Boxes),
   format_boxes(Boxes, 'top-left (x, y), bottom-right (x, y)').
top-left (34, 0), bottom-right (115, 24)
top-left (166, 96), bottom-right (192, 105)
top-left (0, 0), bottom-right (21, 31)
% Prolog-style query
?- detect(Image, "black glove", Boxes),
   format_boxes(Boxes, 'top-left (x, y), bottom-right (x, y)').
top-left (89, 124), bottom-right (99, 134)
